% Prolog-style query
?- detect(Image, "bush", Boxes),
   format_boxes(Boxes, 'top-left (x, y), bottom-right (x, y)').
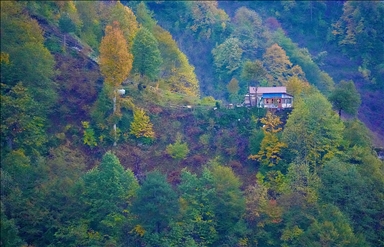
top-left (166, 133), bottom-right (190, 160)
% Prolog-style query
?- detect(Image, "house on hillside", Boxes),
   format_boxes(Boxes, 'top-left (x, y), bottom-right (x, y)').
top-left (244, 86), bottom-right (293, 109)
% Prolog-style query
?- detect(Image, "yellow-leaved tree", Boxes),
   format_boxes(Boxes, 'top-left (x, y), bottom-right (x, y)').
top-left (249, 111), bottom-right (287, 167)
top-left (286, 76), bottom-right (311, 100)
top-left (99, 21), bottom-right (132, 89)
top-left (129, 108), bottom-right (155, 140)
top-left (108, 2), bottom-right (139, 49)
top-left (99, 21), bottom-right (133, 145)
top-left (263, 43), bottom-right (292, 86)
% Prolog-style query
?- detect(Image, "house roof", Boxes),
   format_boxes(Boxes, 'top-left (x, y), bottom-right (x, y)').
top-left (249, 86), bottom-right (287, 94)
top-left (262, 92), bottom-right (293, 98)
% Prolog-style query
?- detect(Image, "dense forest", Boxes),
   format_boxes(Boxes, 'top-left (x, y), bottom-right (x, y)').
top-left (1, 1), bottom-right (384, 247)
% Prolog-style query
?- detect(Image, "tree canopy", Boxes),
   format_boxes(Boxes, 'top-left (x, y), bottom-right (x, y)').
top-left (329, 80), bottom-right (361, 117)
top-left (99, 22), bottom-right (132, 89)
top-left (132, 27), bottom-right (163, 81)
top-left (1, 2), bottom-right (383, 246)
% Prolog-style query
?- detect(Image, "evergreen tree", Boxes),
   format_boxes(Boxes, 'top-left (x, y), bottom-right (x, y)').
top-left (75, 152), bottom-right (139, 244)
top-left (132, 27), bottom-right (162, 82)
top-left (132, 171), bottom-right (178, 235)
top-left (178, 168), bottom-right (218, 246)
top-left (135, 2), bottom-right (157, 31)
top-left (0, 202), bottom-right (25, 247)
top-left (75, 1), bottom-right (103, 51)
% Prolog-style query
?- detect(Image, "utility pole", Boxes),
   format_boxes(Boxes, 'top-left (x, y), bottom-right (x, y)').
top-left (113, 89), bottom-right (117, 146)
top-left (113, 88), bottom-right (126, 147)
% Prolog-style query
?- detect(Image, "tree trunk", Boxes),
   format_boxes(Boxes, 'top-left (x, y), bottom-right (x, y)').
top-left (113, 90), bottom-right (117, 146)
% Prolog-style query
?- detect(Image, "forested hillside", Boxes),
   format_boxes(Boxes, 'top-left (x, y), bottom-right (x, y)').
top-left (145, 1), bottom-right (384, 144)
top-left (1, 1), bottom-right (384, 247)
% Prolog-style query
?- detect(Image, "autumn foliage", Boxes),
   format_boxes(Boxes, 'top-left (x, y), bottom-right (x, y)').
top-left (99, 21), bottom-right (132, 89)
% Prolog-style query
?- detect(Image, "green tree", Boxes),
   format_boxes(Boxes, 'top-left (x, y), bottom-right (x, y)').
top-left (1, 1), bottom-right (57, 112)
top-left (153, 25), bottom-right (200, 97)
top-left (81, 121), bottom-right (97, 148)
top-left (241, 59), bottom-right (267, 85)
top-left (212, 37), bottom-right (243, 78)
top-left (332, 1), bottom-right (384, 87)
top-left (231, 7), bottom-right (270, 57)
top-left (186, 1), bottom-right (229, 39)
top-left (209, 164), bottom-right (245, 237)
top-left (284, 163), bottom-right (320, 207)
top-left (0, 201), bottom-right (25, 247)
top-left (129, 108), bottom-right (155, 139)
top-left (342, 119), bottom-right (372, 149)
top-left (131, 171), bottom-right (178, 238)
top-left (319, 157), bottom-right (384, 245)
top-left (59, 13), bottom-right (76, 33)
top-left (90, 85), bottom-right (114, 144)
top-left (132, 27), bottom-right (163, 82)
top-left (135, 2), bottom-right (157, 31)
top-left (177, 168), bottom-right (218, 246)
top-left (76, 1), bottom-right (103, 51)
top-left (1, 145), bottom-right (88, 246)
top-left (227, 77), bottom-right (242, 103)
top-left (30, 145), bottom-right (87, 246)
top-left (283, 90), bottom-right (344, 167)
top-left (281, 202), bottom-right (367, 247)
top-left (76, 152), bottom-right (139, 243)
top-left (0, 83), bottom-right (47, 154)
top-left (108, 2), bottom-right (139, 49)
top-left (301, 204), bottom-right (367, 247)
top-left (166, 133), bottom-right (189, 160)
top-left (329, 80), bottom-right (361, 117)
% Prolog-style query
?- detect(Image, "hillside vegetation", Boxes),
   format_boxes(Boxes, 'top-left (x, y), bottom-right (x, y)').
top-left (1, 1), bottom-right (384, 247)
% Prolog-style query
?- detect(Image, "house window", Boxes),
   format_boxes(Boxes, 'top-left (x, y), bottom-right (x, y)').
top-left (266, 99), bottom-right (269, 104)
top-left (285, 98), bottom-right (292, 104)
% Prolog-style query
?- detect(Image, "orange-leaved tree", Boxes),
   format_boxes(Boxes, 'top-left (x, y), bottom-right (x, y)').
top-left (99, 21), bottom-right (132, 89)
top-left (99, 21), bottom-right (133, 145)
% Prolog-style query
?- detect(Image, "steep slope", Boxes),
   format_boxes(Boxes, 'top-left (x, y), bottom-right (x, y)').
top-left (148, 1), bottom-right (384, 146)
top-left (218, 1), bottom-right (384, 146)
